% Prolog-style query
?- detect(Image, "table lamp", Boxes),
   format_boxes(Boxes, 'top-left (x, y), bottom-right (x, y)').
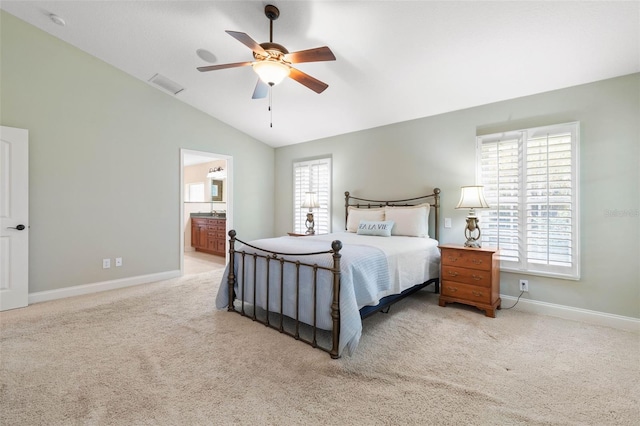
top-left (455, 185), bottom-right (490, 248)
top-left (301, 192), bottom-right (319, 235)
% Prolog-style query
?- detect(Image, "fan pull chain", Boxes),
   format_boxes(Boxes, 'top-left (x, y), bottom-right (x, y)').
top-left (269, 83), bottom-right (273, 128)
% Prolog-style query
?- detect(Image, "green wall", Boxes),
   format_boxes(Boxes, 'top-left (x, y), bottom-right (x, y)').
top-left (275, 73), bottom-right (640, 319)
top-left (1, 11), bottom-right (275, 293)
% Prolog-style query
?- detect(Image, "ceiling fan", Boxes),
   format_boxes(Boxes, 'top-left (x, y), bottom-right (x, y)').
top-left (197, 4), bottom-right (336, 99)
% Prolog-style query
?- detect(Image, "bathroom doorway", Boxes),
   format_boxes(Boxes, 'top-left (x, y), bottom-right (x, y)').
top-left (180, 149), bottom-right (233, 275)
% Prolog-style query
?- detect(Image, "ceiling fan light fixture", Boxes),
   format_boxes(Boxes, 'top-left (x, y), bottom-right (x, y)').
top-left (253, 60), bottom-right (290, 86)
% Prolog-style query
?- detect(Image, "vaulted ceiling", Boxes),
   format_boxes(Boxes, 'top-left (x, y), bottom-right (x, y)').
top-left (2, 1), bottom-right (638, 147)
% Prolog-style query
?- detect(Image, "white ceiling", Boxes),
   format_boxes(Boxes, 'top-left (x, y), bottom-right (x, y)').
top-left (2, 1), bottom-right (638, 148)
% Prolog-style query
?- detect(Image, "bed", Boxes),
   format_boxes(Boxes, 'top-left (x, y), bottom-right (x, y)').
top-left (215, 189), bottom-right (441, 358)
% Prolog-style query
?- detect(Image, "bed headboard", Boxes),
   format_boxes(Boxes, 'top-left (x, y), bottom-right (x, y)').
top-left (344, 189), bottom-right (441, 241)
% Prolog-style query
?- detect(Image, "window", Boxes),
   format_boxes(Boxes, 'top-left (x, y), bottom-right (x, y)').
top-left (477, 122), bottom-right (579, 279)
top-left (293, 158), bottom-right (331, 234)
top-left (186, 182), bottom-right (205, 202)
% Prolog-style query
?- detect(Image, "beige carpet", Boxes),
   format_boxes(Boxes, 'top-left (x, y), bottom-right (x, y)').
top-left (1, 271), bottom-right (638, 425)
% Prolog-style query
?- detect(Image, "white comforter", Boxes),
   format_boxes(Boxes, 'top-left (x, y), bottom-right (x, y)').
top-left (312, 232), bottom-right (440, 298)
top-left (216, 232), bottom-right (440, 356)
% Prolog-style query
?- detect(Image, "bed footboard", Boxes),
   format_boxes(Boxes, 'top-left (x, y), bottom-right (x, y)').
top-left (227, 230), bottom-right (343, 358)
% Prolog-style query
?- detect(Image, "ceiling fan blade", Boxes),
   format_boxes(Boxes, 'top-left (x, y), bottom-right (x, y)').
top-left (285, 46), bottom-right (336, 64)
top-left (288, 68), bottom-right (329, 94)
top-left (252, 79), bottom-right (269, 99)
top-left (226, 30), bottom-right (268, 56)
top-left (197, 62), bottom-right (253, 72)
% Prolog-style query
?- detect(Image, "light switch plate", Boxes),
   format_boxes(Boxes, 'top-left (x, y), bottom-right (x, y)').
top-left (444, 218), bottom-right (452, 228)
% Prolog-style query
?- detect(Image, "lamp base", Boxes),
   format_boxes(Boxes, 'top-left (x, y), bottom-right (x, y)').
top-left (464, 239), bottom-right (482, 248)
top-left (305, 212), bottom-right (315, 235)
top-left (464, 215), bottom-right (482, 248)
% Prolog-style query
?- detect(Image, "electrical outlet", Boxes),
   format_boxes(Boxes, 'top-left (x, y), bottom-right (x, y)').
top-left (115, 257), bottom-right (122, 267)
top-left (103, 258), bottom-right (111, 269)
top-left (519, 279), bottom-right (529, 292)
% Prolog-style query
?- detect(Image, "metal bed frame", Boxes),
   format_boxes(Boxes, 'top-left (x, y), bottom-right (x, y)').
top-left (225, 188), bottom-right (440, 358)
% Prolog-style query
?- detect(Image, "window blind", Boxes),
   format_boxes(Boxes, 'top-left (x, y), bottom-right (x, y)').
top-left (478, 134), bottom-right (521, 263)
top-left (293, 158), bottom-right (331, 234)
top-left (477, 122), bottom-right (579, 279)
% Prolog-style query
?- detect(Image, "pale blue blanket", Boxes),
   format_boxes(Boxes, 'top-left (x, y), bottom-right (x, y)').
top-left (215, 236), bottom-right (390, 356)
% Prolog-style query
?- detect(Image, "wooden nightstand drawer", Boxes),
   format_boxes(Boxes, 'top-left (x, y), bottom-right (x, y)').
top-left (441, 281), bottom-right (492, 304)
top-left (442, 265), bottom-right (491, 288)
top-left (441, 249), bottom-right (492, 271)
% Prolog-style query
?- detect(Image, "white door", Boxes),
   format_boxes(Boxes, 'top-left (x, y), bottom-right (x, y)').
top-left (0, 126), bottom-right (29, 311)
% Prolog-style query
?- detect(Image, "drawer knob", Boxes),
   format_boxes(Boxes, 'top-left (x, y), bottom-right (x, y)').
top-left (471, 258), bottom-right (483, 265)
top-left (472, 291), bottom-right (483, 297)
top-left (446, 287), bottom-right (458, 293)
top-left (447, 271), bottom-right (459, 277)
top-left (472, 274), bottom-right (482, 281)
top-left (447, 255), bottom-right (458, 262)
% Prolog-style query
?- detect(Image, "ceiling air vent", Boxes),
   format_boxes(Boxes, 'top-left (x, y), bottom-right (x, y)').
top-left (148, 73), bottom-right (185, 95)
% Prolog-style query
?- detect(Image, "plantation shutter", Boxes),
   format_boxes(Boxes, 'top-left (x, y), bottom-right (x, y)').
top-left (478, 133), bottom-right (522, 263)
top-left (525, 125), bottom-right (577, 275)
top-left (293, 158), bottom-right (332, 234)
top-left (478, 122), bottom-right (579, 279)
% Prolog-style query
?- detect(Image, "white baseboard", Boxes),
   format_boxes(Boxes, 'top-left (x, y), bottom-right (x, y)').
top-left (500, 294), bottom-right (640, 332)
top-left (28, 270), bottom-right (182, 305)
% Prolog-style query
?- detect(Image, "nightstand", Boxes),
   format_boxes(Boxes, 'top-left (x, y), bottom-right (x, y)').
top-left (287, 232), bottom-right (310, 237)
top-left (438, 244), bottom-right (501, 317)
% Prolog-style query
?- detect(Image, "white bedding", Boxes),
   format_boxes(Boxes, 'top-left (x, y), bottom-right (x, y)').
top-left (216, 232), bottom-right (440, 356)
top-left (310, 232), bottom-right (440, 303)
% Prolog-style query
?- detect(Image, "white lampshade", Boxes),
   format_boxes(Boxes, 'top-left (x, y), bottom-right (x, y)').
top-left (456, 186), bottom-right (490, 210)
top-left (301, 192), bottom-right (319, 209)
top-left (252, 60), bottom-right (290, 86)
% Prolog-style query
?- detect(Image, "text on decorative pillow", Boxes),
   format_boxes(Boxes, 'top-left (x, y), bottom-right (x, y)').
top-left (356, 220), bottom-right (395, 237)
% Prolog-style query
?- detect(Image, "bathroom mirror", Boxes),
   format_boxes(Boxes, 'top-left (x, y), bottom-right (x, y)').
top-left (211, 180), bottom-right (223, 202)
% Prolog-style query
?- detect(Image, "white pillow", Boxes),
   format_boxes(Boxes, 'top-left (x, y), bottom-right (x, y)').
top-left (356, 220), bottom-right (395, 237)
top-left (384, 203), bottom-right (430, 237)
top-left (346, 207), bottom-right (385, 232)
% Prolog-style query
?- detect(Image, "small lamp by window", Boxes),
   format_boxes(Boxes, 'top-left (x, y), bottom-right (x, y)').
top-left (456, 186), bottom-right (490, 248)
top-left (300, 192), bottom-right (319, 235)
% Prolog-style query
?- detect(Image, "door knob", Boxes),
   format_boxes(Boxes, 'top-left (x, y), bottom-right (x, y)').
top-left (7, 224), bottom-right (26, 230)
